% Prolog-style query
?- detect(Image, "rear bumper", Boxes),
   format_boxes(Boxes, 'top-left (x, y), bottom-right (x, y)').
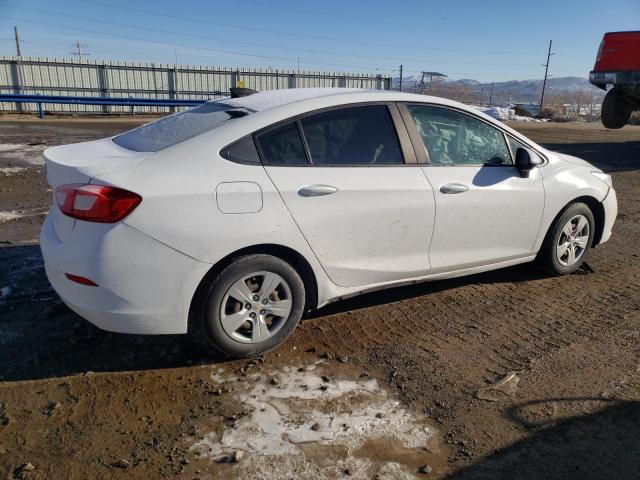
top-left (40, 214), bottom-right (211, 334)
top-left (589, 70), bottom-right (640, 88)
top-left (599, 187), bottom-right (617, 245)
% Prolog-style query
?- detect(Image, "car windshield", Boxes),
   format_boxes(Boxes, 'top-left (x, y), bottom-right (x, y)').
top-left (113, 102), bottom-right (250, 152)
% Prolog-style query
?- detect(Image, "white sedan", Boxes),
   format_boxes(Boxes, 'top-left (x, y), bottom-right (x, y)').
top-left (40, 88), bottom-right (617, 357)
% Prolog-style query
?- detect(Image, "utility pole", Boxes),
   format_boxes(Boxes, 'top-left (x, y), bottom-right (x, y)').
top-left (488, 82), bottom-right (494, 107)
top-left (71, 41), bottom-right (91, 61)
top-left (398, 64), bottom-right (403, 92)
top-left (419, 71), bottom-right (426, 95)
top-left (14, 26), bottom-right (21, 56)
top-left (539, 40), bottom-right (555, 114)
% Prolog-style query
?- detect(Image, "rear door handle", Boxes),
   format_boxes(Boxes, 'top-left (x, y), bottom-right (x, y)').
top-left (297, 184), bottom-right (339, 197)
top-left (440, 183), bottom-right (469, 194)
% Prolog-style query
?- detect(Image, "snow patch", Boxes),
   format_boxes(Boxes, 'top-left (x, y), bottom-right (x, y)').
top-left (0, 143), bottom-right (46, 165)
top-left (0, 211), bottom-right (25, 223)
top-left (473, 106), bottom-right (540, 122)
top-left (192, 364), bottom-right (436, 478)
top-left (0, 166), bottom-right (26, 175)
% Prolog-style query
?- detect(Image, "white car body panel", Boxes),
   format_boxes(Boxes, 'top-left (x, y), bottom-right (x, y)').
top-left (264, 165), bottom-right (434, 287)
top-left (422, 165), bottom-right (544, 271)
top-left (532, 150), bottom-right (611, 252)
top-left (40, 213), bottom-right (211, 334)
top-left (39, 88), bottom-right (618, 335)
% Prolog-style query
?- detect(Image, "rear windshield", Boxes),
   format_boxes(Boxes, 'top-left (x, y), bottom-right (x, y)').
top-left (113, 102), bottom-right (250, 152)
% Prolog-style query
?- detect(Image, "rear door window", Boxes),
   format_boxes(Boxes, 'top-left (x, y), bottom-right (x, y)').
top-left (113, 102), bottom-right (249, 152)
top-left (300, 105), bottom-right (404, 165)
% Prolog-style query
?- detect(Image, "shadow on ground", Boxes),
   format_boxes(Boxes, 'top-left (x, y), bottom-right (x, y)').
top-left (542, 141), bottom-right (640, 173)
top-left (0, 245), bottom-right (225, 382)
top-left (0, 244), bottom-right (588, 382)
top-left (446, 398), bottom-right (640, 480)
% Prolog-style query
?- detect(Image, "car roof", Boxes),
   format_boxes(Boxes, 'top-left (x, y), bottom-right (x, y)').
top-left (205, 88), bottom-right (544, 154)
top-left (219, 88), bottom-right (381, 112)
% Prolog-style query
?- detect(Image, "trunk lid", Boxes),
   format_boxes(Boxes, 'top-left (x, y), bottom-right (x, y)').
top-left (43, 138), bottom-right (151, 241)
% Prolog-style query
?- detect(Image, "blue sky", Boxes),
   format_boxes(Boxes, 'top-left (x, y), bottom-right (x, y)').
top-left (1, 0), bottom-right (638, 82)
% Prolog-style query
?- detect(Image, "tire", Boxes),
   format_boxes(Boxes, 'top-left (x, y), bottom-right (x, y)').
top-left (539, 202), bottom-right (595, 275)
top-left (195, 254), bottom-right (305, 358)
top-left (601, 88), bottom-right (632, 129)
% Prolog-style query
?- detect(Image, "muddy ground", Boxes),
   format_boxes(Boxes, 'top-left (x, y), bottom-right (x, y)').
top-left (0, 117), bottom-right (639, 479)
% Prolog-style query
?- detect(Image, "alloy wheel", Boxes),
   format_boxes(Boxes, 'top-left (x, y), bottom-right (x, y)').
top-left (219, 271), bottom-right (293, 344)
top-left (556, 215), bottom-right (590, 267)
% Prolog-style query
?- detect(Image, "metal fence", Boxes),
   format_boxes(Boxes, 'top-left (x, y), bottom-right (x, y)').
top-left (0, 56), bottom-right (391, 114)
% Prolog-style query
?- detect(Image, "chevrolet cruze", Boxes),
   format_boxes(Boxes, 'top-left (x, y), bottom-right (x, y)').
top-left (40, 88), bottom-right (617, 357)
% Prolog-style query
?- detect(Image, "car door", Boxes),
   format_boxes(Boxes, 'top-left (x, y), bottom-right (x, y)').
top-left (258, 103), bottom-right (435, 288)
top-left (400, 104), bottom-right (545, 272)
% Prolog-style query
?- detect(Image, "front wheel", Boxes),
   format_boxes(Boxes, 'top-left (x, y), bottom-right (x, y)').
top-left (195, 254), bottom-right (305, 358)
top-left (539, 202), bottom-right (595, 275)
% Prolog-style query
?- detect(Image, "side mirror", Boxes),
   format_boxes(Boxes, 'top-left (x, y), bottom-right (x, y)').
top-left (515, 147), bottom-right (534, 177)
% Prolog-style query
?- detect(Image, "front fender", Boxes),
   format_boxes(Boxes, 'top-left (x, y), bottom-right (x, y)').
top-left (534, 162), bottom-right (609, 252)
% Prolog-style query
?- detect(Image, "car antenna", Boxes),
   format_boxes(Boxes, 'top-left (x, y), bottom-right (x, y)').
top-left (230, 87), bottom-right (258, 98)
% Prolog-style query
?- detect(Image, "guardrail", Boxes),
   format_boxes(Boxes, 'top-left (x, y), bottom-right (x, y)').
top-left (0, 93), bottom-right (215, 118)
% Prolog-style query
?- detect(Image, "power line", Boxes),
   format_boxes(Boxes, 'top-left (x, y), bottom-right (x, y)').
top-left (78, 0), bottom-right (536, 56)
top-left (0, 3), bottom-right (541, 67)
top-left (1, 15), bottom-right (298, 63)
top-left (0, 30), bottom-right (547, 79)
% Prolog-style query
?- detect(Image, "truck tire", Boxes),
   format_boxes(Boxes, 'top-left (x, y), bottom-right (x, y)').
top-left (601, 88), bottom-right (632, 129)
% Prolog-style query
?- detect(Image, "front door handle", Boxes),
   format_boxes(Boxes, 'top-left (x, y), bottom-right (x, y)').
top-left (297, 184), bottom-right (339, 197)
top-left (440, 183), bottom-right (469, 194)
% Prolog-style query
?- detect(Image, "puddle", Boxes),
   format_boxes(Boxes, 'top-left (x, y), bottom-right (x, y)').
top-left (190, 363), bottom-right (445, 479)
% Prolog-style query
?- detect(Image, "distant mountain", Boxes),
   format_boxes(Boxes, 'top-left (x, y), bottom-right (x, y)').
top-left (392, 76), bottom-right (604, 105)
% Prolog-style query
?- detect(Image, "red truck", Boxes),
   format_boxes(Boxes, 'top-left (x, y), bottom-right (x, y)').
top-left (589, 31), bottom-right (640, 128)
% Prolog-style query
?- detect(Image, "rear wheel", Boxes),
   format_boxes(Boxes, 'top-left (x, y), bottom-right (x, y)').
top-left (539, 203), bottom-right (595, 275)
top-left (196, 254), bottom-right (305, 358)
top-left (601, 87), bottom-right (632, 129)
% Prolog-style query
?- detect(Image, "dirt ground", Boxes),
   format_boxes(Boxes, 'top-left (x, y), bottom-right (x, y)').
top-left (1, 117), bottom-right (639, 479)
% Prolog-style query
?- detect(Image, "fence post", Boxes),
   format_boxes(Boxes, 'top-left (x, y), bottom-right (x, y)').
top-left (98, 64), bottom-right (110, 114)
top-left (376, 74), bottom-right (383, 90)
top-left (339, 75), bottom-right (347, 88)
top-left (288, 73), bottom-right (297, 89)
top-left (168, 67), bottom-right (178, 113)
top-left (230, 71), bottom-right (238, 89)
top-left (9, 60), bottom-right (22, 113)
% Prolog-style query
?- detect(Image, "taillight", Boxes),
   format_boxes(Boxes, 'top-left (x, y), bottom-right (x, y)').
top-left (55, 184), bottom-right (141, 223)
top-left (596, 39), bottom-right (605, 62)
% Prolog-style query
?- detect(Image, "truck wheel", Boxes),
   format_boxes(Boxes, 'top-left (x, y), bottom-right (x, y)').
top-left (601, 88), bottom-right (632, 129)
